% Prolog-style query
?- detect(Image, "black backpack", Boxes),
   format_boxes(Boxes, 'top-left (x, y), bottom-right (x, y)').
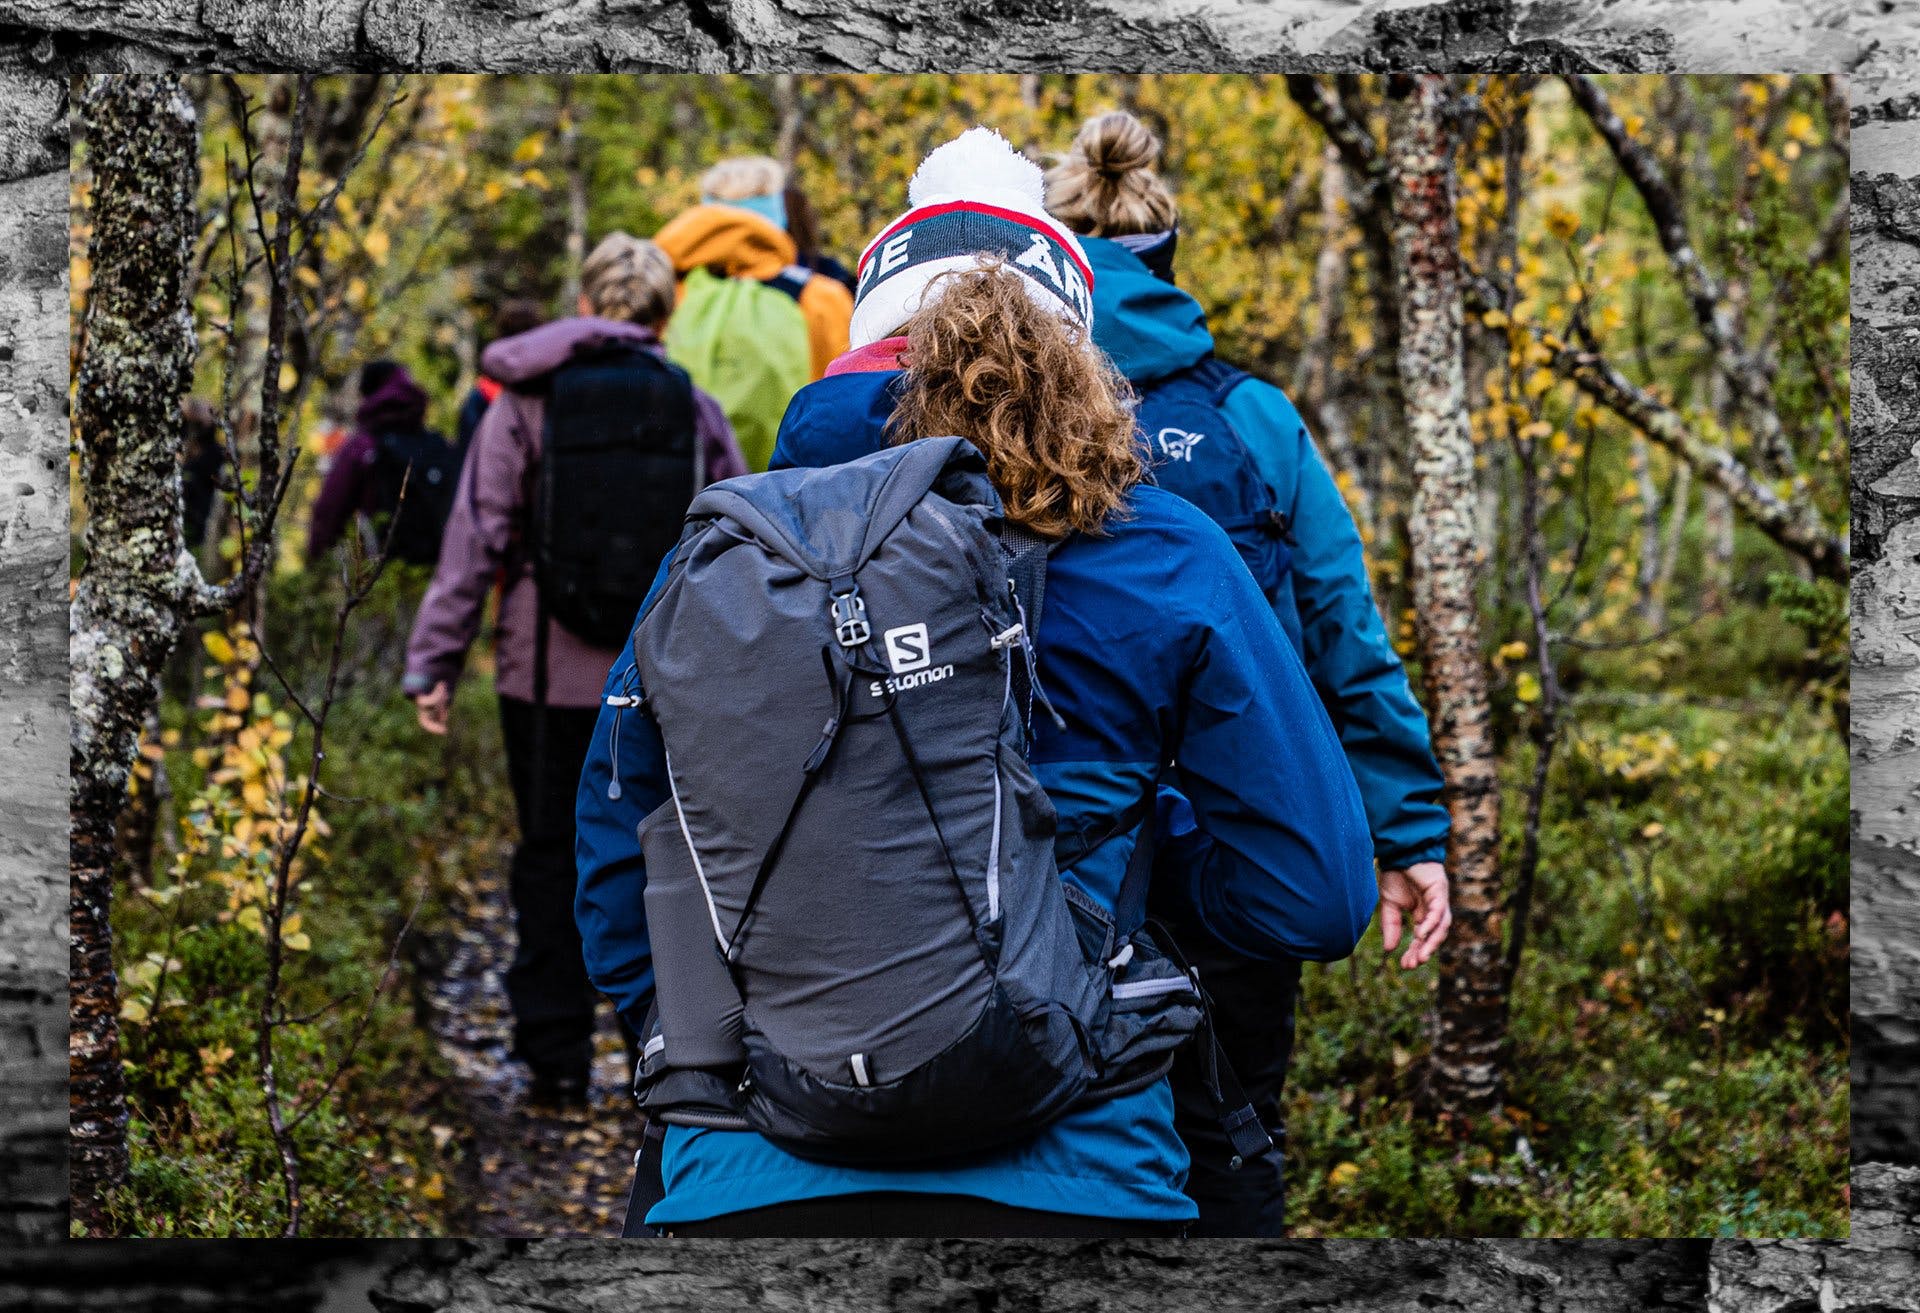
top-left (369, 427), bottom-right (460, 566)
top-left (531, 343), bottom-right (703, 651)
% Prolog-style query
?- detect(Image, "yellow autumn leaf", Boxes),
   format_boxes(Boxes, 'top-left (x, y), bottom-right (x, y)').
top-left (512, 132), bottom-right (546, 164)
top-left (1480, 308), bottom-right (1509, 329)
top-left (283, 932), bottom-right (312, 953)
top-left (1499, 640), bottom-right (1529, 661)
top-left (120, 996), bottom-right (150, 1024)
top-left (1544, 203), bottom-right (1581, 242)
top-left (1328, 1161), bottom-right (1361, 1189)
top-left (364, 228), bottom-right (392, 263)
top-left (203, 631), bottom-right (235, 664)
top-left (1514, 671), bottom-right (1542, 704)
top-left (236, 905), bottom-right (264, 934)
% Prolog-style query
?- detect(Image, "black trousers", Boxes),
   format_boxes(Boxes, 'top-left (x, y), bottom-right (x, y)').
top-left (1168, 936), bottom-right (1300, 1237)
top-left (497, 695), bottom-right (602, 1081)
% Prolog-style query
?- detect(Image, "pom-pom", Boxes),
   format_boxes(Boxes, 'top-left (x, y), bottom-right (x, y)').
top-left (908, 127), bottom-right (1044, 209)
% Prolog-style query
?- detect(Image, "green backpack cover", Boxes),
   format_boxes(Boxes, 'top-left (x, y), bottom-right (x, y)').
top-left (666, 266), bottom-right (812, 472)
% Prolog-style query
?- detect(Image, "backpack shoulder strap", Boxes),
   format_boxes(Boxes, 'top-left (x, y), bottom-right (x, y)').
top-left (1187, 354), bottom-right (1255, 407)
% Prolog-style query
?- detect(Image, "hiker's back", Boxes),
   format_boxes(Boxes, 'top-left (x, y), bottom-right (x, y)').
top-left (628, 441), bottom-right (1206, 1164)
top-left (667, 266), bottom-right (811, 472)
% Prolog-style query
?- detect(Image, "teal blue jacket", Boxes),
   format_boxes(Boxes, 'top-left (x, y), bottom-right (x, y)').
top-left (1084, 236), bottom-right (1448, 869)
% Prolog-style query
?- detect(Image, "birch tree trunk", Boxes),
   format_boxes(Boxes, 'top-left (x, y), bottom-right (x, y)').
top-left (68, 73), bottom-right (202, 1223)
top-left (1384, 73), bottom-right (1506, 1119)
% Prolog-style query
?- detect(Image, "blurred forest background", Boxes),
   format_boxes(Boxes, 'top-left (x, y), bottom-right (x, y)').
top-left (68, 73), bottom-right (1849, 1238)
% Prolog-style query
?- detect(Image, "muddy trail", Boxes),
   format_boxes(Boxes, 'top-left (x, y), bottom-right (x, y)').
top-left (422, 857), bottom-right (639, 1238)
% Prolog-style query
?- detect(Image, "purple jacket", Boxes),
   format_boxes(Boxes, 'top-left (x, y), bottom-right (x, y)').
top-left (403, 317), bottom-right (746, 708)
top-left (307, 367), bottom-right (431, 559)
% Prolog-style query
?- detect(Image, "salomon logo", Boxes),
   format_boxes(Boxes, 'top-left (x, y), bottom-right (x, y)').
top-left (870, 665), bottom-right (956, 699)
top-left (1156, 427), bottom-right (1206, 462)
top-left (884, 623), bottom-right (931, 674)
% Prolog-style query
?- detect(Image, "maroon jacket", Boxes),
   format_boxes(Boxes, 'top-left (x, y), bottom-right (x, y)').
top-left (403, 317), bottom-right (747, 708)
top-left (307, 367), bottom-right (432, 560)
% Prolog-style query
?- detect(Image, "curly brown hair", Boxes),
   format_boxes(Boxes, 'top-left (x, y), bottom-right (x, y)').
top-left (886, 262), bottom-right (1141, 539)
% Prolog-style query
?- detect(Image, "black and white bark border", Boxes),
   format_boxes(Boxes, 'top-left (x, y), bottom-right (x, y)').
top-left (0, 2), bottom-right (1906, 1306)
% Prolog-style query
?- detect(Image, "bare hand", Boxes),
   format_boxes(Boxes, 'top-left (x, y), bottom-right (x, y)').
top-left (413, 681), bottom-right (451, 736)
top-left (1378, 861), bottom-right (1451, 970)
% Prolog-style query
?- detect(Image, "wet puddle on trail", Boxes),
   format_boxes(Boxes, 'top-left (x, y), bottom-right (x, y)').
top-left (424, 859), bottom-right (638, 1237)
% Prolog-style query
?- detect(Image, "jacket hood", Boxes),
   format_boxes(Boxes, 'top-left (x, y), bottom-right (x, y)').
top-left (355, 366), bottom-right (429, 432)
top-left (654, 203), bottom-right (797, 282)
top-left (481, 316), bottom-right (660, 386)
top-left (1085, 236), bottom-right (1213, 385)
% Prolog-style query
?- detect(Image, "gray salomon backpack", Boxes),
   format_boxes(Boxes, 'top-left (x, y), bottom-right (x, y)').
top-left (624, 436), bottom-right (1211, 1165)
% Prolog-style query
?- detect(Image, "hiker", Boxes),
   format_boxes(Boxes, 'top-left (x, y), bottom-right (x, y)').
top-left (180, 398), bottom-right (225, 550)
top-left (783, 179), bottom-right (858, 294)
top-left (576, 128), bottom-right (1376, 1238)
top-left (1044, 109), bottom-right (1454, 1235)
top-left (306, 360), bottom-right (461, 568)
top-left (404, 232), bottom-right (746, 1107)
top-left (653, 154), bottom-right (854, 471)
top-left (456, 297), bottom-right (547, 462)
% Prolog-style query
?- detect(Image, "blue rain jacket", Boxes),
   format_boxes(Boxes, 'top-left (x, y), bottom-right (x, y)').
top-left (575, 479), bottom-right (1375, 1225)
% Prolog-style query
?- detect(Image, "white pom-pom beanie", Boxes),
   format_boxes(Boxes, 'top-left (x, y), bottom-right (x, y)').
top-left (848, 127), bottom-right (1096, 351)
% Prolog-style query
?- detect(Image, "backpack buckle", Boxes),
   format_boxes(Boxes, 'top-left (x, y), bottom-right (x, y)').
top-left (830, 588), bottom-right (871, 648)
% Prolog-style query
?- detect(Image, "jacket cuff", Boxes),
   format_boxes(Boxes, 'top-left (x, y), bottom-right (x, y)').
top-left (401, 669), bottom-right (446, 696)
top-left (1376, 839), bottom-right (1449, 871)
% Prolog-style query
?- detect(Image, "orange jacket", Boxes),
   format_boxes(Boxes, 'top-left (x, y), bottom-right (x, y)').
top-left (654, 204), bottom-right (852, 380)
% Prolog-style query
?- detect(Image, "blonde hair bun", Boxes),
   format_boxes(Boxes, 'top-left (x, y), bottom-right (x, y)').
top-left (1079, 112), bottom-right (1160, 180)
top-left (1045, 110), bottom-right (1179, 239)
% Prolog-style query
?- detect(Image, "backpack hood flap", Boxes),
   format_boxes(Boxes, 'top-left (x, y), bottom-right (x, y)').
top-left (690, 436), bottom-right (999, 580)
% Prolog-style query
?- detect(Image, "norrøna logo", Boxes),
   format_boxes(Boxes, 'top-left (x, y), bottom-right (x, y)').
top-left (873, 622), bottom-right (954, 697)
top-left (1156, 427), bottom-right (1206, 462)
